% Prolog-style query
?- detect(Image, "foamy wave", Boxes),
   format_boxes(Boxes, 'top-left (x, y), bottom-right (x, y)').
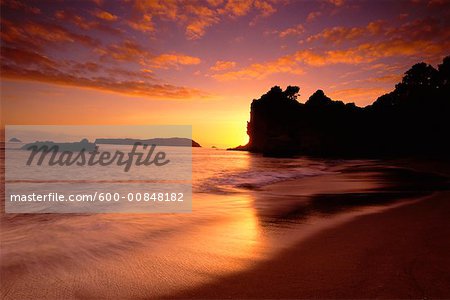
top-left (197, 167), bottom-right (331, 193)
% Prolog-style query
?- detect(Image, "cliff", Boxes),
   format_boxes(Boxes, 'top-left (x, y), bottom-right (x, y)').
top-left (231, 56), bottom-right (450, 157)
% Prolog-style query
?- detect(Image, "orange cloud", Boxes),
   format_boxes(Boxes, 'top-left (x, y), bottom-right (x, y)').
top-left (95, 39), bottom-right (201, 69)
top-left (131, 0), bottom-right (276, 39)
top-left (1, 19), bottom-right (99, 50)
top-left (184, 5), bottom-right (219, 39)
top-left (279, 24), bottom-right (305, 38)
top-left (327, 0), bottom-right (345, 7)
top-left (54, 10), bottom-right (122, 34)
top-left (254, 0), bottom-right (276, 17)
top-left (1, 46), bottom-right (57, 69)
top-left (127, 14), bottom-right (154, 32)
top-left (306, 11), bottom-right (322, 22)
top-left (307, 20), bottom-right (385, 44)
top-left (210, 60), bottom-right (236, 71)
top-left (1, 0), bottom-right (41, 14)
top-left (213, 37), bottom-right (449, 81)
top-left (148, 53), bottom-right (202, 69)
top-left (1, 46), bottom-right (205, 99)
top-left (223, 0), bottom-right (253, 16)
top-left (93, 9), bottom-right (118, 21)
top-left (212, 55), bottom-right (303, 80)
top-left (306, 18), bottom-right (446, 46)
top-left (96, 40), bottom-right (148, 61)
top-left (296, 39), bottom-right (448, 66)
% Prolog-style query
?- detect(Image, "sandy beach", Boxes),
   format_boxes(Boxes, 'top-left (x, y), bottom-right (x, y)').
top-left (171, 189), bottom-right (450, 299)
top-left (166, 160), bottom-right (450, 299)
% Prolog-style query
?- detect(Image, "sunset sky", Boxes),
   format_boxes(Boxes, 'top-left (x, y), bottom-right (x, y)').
top-left (1, 0), bottom-right (449, 147)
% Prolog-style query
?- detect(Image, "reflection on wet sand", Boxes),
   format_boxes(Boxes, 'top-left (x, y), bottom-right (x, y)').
top-left (1, 192), bottom-right (264, 299)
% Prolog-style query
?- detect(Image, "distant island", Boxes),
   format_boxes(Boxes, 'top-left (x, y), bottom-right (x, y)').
top-left (95, 137), bottom-right (201, 147)
top-left (21, 138), bottom-right (96, 152)
top-left (230, 56), bottom-right (450, 157)
top-left (9, 137), bottom-right (22, 142)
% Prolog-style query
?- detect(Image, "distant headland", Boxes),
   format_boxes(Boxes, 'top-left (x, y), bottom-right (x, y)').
top-left (21, 139), bottom-right (96, 152)
top-left (230, 56), bottom-right (450, 157)
top-left (21, 137), bottom-right (201, 151)
top-left (95, 137), bottom-right (201, 147)
top-left (8, 137), bottom-right (22, 143)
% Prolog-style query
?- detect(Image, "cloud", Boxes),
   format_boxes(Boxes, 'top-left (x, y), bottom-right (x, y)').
top-left (2, 65), bottom-right (205, 99)
top-left (1, 8), bottom-right (204, 99)
top-left (254, 0), bottom-right (276, 16)
top-left (93, 9), bottom-right (118, 21)
top-left (212, 55), bottom-right (304, 80)
top-left (148, 53), bottom-right (202, 69)
top-left (184, 5), bottom-right (219, 39)
top-left (213, 36), bottom-right (449, 81)
top-left (306, 11), bottom-right (322, 22)
top-left (306, 17), bottom-right (447, 45)
top-left (1, 0), bottom-right (41, 14)
top-left (295, 39), bottom-right (448, 66)
top-left (1, 46), bottom-right (57, 69)
top-left (327, 0), bottom-right (345, 7)
top-left (1, 46), bottom-right (205, 99)
top-left (131, 0), bottom-right (218, 39)
top-left (95, 39), bottom-right (201, 69)
top-left (307, 20), bottom-right (385, 44)
top-left (278, 24), bottom-right (305, 38)
top-left (127, 14), bottom-right (155, 32)
top-left (131, 0), bottom-right (276, 39)
top-left (223, 0), bottom-right (254, 16)
top-left (54, 10), bottom-right (122, 34)
top-left (369, 74), bottom-right (403, 83)
top-left (210, 60), bottom-right (237, 71)
top-left (95, 40), bottom-right (148, 61)
top-left (1, 19), bottom-right (100, 50)
top-left (427, 0), bottom-right (449, 6)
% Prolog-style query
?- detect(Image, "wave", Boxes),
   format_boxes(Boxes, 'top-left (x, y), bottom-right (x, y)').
top-left (196, 166), bottom-right (332, 193)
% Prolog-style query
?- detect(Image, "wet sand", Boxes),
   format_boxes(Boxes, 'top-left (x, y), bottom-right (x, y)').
top-left (169, 163), bottom-right (450, 299)
top-left (170, 190), bottom-right (450, 299)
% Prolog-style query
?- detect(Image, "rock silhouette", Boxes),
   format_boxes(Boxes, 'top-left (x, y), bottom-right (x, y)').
top-left (231, 56), bottom-right (450, 157)
top-left (95, 137), bottom-right (201, 147)
top-left (22, 139), bottom-right (96, 152)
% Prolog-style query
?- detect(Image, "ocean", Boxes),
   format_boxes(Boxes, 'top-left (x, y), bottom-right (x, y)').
top-left (0, 145), bottom-right (414, 298)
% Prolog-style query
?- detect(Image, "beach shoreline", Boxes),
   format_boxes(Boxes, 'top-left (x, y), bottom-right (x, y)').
top-left (167, 161), bottom-right (450, 299)
top-left (169, 189), bottom-right (450, 299)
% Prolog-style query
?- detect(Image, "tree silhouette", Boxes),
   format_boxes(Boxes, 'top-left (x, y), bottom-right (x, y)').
top-left (284, 86), bottom-right (300, 100)
top-left (438, 56), bottom-right (450, 87)
top-left (400, 62), bottom-right (438, 87)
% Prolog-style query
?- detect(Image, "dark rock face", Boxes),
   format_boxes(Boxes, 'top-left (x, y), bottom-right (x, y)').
top-left (231, 56), bottom-right (450, 157)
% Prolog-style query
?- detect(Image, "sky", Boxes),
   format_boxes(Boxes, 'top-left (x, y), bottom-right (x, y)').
top-left (1, 0), bottom-right (449, 148)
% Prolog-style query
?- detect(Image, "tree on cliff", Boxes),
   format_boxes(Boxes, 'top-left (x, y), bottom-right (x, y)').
top-left (438, 56), bottom-right (450, 87)
top-left (284, 86), bottom-right (300, 100)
